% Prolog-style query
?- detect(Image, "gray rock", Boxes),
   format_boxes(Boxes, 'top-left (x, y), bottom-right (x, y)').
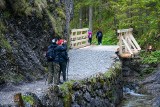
top-left (152, 96), bottom-right (160, 107)
top-left (71, 103), bottom-right (80, 107)
top-left (83, 92), bottom-right (91, 102)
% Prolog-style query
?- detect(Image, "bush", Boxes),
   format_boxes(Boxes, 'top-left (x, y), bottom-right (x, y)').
top-left (141, 51), bottom-right (160, 64)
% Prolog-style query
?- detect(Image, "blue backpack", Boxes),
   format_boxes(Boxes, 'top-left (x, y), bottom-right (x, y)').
top-left (46, 45), bottom-right (56, 61)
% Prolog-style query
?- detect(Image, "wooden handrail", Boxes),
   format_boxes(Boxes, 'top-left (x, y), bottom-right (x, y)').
top-left (117, 28), bottom-right (141, 58)
top-left (70, 28), bottom-right (89, 49)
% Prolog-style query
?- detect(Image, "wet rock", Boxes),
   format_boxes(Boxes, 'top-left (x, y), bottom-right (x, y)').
top-left (95, 82), bottom-right (102, 89)
top-left (74, 91), bottom-right (83, 104)
top-left (141, 67), bottom-right (160, 96)
top-left (86, 85), bottom-right (92, 92)
top-left (82, 85), bottom-right (87, 93)
top-left (40, 94), bottom-right (50, 106)
top-left (72, 82), bottom-right (81, 91)
top-left (83, 92), bottom-right (91, 102)
top-left (152, 96), bottom-right (160, 107)
top-left (71, 103), bottom-right (80, 107)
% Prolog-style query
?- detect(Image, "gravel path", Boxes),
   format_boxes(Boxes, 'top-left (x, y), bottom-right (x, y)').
top-left (0, 45), bottom-right (118, 106)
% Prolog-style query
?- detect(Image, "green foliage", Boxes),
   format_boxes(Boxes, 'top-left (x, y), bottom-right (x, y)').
top-left (34, 0), bottom-right (47, 17)
top-left (46, 9), bottom-right (65, 36)
top-left (12, 0), bottom-right (29, 15)
top-left (72, 0), bottom-right (160, 47)
top-left (10, 0), bottom-right (47, 17)
top-left (59, 80), bottom-right (75, 107)
top-left (0, 21), bottom-right (12, 52)
top-left (2, 11), bottom-right (11, 19)
top-left (141, 67), bottom-right (156, 75)
top-left (141, 51), bottom-right (160, 64)
top-left (0, 36), bottom-right (12, 52)
top-left (22, 95), bottom-right (34, 105)
top-left (0, 21), bottom-right (6, 32)
top-left (4, 72), bottom-right (24, 83)
top-left (56, 8), bottom-right (66, 19)
top-left (104, 62), bottom-right (121, 78)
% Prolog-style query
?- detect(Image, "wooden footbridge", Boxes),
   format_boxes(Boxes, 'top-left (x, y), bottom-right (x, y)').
top-left (70, 28), bottom-right (141, 58)
top-left (117, 28), bottom-right (141, 58)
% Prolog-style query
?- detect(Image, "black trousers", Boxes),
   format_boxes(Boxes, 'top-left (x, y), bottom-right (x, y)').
top-left (59, 61), bottom-right (67, 81)
top-left (88, 38), bottom-right (92, 45)
top-left (98, 37), bottom-right (102, 45)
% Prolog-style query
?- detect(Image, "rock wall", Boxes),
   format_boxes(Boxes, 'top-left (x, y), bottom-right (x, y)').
top-left (31, 62), bottom-right (122, 107)
top-left (0, 0), bottom-right (73, 85)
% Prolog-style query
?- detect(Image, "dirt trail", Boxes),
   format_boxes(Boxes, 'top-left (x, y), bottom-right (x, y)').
top-left (0, 45), bottom-right (118, 105)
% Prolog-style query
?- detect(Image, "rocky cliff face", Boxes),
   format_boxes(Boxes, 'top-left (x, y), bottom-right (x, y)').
top-left (0, 0), bottom-right (73, 85)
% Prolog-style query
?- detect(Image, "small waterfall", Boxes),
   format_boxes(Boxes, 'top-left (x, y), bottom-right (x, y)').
top-left (119, 86), bottom-right (153, 107)
top-left (123, 87), bottom-right (146, 97)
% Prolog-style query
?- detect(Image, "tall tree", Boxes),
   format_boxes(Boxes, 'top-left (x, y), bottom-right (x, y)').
top-left (89, 6), bottom-right (93, 31)
top-left (64, 0), bottom-right (73, 44)
top-left (79, 7), bottom-right (82, 28)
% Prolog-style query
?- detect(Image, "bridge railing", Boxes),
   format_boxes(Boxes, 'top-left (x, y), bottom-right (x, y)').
top-left (117, 28), bottom-right (141, 58)
top-left (70, 28), bottom-right (89, 49)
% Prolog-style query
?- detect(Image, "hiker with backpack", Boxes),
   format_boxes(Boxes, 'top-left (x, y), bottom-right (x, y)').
top-left (46, 38), bottom-right (60, 85)
top-left (55, 39), bottom-right (69, 84)
top-left (88, 30), bottom-right (92, 45)
top-left (96, 29), bottom-right (103, 45)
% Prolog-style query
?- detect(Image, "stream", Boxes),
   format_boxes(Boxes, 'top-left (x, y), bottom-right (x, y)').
top-left (119, 87), bottom-right (154, 107)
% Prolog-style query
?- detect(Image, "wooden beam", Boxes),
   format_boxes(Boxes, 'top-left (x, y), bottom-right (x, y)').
top-left (71, 28), bottom-right (89, 32)
top-left (117, 28), bottom-right (133, 33)
top-left (129, 34), bottom-right (141, 51)
top-left (121, 36), bottom-right (133, 54)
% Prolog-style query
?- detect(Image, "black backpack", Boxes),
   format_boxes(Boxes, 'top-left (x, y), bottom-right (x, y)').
top-left (98, 32), bottom-right (102, 37)
top-left (46, 44), bottom-right (56, 61)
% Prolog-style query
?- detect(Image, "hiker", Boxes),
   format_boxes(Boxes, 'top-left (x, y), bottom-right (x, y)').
top-left (88, 30), bottom-right (92, 45)
top-left (46, 38), bottom-right (60, 85)
top-left (55, 39), bottom-right (69, 84)
top-left (96, 29), bottom-right (103, 45)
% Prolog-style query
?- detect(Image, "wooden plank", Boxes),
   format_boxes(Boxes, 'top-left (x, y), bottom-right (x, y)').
top-left (70, 34), bottom-right (87, 39)
top-left (71, 28), bottom-right (89, 32)
top-left (120, 53), bottom-right (132, 58)
top-left (121, 36), bottom-right (133, 54)
top-left (129, 34), bottom-right (141, 51)
top-left (126, 35), bottom-right (137, 50)
top-left (119, 34), bottom-right (123, 55)
top-left (71, 38), bottom-right (88, 44)
top-left (117, 28), bottom-right (133, 33)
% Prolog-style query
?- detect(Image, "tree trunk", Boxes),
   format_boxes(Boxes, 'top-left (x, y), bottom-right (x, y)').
top-left (89, 6), bottom-right (93, 31)
top-left (64, 0), bottom-right (73, 49)
top-left (79, 7), bottom-right (82, 28)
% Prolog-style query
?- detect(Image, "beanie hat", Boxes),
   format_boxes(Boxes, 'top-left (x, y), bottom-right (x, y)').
top-left (57, 39), bottom-right (64, 45)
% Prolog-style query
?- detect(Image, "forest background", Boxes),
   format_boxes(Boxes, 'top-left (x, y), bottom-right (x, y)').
top-left (71, 0), bottom-right (159, 49)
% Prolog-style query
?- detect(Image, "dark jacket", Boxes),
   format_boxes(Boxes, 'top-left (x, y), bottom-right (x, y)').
top-left (54, 44), bottom-right (68, 63)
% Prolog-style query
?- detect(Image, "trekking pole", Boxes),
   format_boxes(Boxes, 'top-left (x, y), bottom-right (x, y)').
top-left (45, 72), bottom-right (48, 85)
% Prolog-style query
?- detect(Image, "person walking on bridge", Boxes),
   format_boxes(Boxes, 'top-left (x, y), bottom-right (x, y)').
top-left (96, 29), bottom-right (103, 45)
